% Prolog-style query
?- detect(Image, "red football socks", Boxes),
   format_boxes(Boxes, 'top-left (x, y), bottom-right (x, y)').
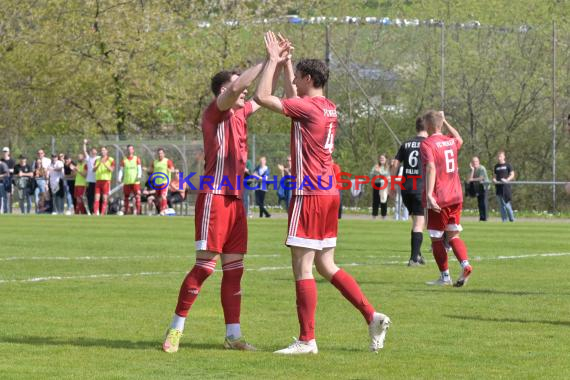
top-left (124, 195), bottom-right (130, 214)
top-left (221, 260), bottom-right (244, 324)
top-left (331, 269), bottom-right (375, 324)
top-left (175, 258), bottom-right (216, 317)
top-left (296, 279), bottom-right (317, 341)
top-left (449, 237), bottom-right (469, 263)
top-left (431, 239), bottom-right (449, 271)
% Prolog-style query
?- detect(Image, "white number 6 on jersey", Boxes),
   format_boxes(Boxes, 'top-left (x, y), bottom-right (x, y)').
top-left (444, 149), bottom-right (455, 173)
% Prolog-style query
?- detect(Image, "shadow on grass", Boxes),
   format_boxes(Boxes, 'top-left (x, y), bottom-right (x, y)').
top-left (0, 336), bottom-right (222, 351)
top-left (445, 315), bottom-right (570, 327)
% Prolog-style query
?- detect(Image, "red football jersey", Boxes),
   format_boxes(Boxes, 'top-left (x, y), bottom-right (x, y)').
top-left (200, 100), bottom-right (252, 197)
top-left (281, 96), bottom-right (338, 196)
top-left (420, 133), bottom-right (463, 208)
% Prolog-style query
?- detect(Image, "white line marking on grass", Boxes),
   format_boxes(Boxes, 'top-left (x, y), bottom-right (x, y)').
top-left (494, 253), bottom-right (570, 260)
top-left (2, 253), bottom-right (569, 285)
top-left (0, 272), bottom-right (183, 284)
top-left (0, 254), bottom-right (281, 262)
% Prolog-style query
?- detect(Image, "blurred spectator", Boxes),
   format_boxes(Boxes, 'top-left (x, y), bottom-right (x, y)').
top-left (1, 147), bottom-right (15, 213)
top-left (393, 162), bottom-right (409, 221)
top-left (33, 158), bottom-right (49, 213)
top-left (243, 158), bottom-right (255, 217)
top-left (467, 156), bottom-right (490, 221)
top-left (93, 146), bottom-right (115, 216)
top-left (83, 139), bottom-right (99, 214)
top-left (141, 178), bottom-right (159, 215)
top-left (34, 149), bottom-right (51, 170)
top-left (48, 154), bottom-right (65, 214)
top-left (493, 151), bottom-right (515, 222)
top-left (119, 144), bottom-right (142, 215)
top-left (370, 154), bottom-right (390, 219)
top-left (63, 154), bottom-right (75, 214)
top-left (167, 169), bottom-right (187, 208)
top-left (277, 155), bottom-right (293, 210)
top-left (149, 148), bottom-right (174, 215)
top-left (332, 158), bottom-right (342, 219)
top-left (253, 156), bottom-right (271, 218)
top-left (0, 159), bottom-right (9, 214)
top-left (73, 153), bottom-right (88, 214)
top-left (14, 155), bottom-right (34, 214)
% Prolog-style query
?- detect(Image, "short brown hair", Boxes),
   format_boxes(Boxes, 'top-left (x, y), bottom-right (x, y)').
top-left (211, 70), bottom-right (240, 96)
top-left (422, 110), bottom-right (443, 130)
top-left (415, 117), bottom-right (426, 132)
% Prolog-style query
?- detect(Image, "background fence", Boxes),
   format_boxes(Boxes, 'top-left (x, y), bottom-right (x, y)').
top-left (7, 131), bottom-right (569, 214)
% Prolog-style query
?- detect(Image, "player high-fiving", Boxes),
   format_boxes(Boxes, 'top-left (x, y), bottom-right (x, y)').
top-left (255, 31), bottom-right (391, 354)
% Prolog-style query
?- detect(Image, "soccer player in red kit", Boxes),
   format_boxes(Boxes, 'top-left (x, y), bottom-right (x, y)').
top-left (149, 148), bottom-right (174, 215)
top-left (162, 62), bottom-right (272, 353)
top-left (119, 145), bottom-right (142, 215)
top-left (255, 31), bottom-right (391, 354)
top-left (420, 110), bottom-right (473, 287)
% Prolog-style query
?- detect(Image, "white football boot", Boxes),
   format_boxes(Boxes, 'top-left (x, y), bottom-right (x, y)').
top-left (368, 312), bottom-right (391, 352)
top-left (426, 276), bottom-right (453, 286)
top-left (274, 338), bottom-right (318, 355)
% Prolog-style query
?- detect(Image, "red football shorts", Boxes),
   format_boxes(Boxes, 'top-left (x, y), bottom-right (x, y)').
top-left (195, 193), bottom-right (247, 254)
top-left (123, 183), bottom-right (141, 196)
top-left (74, 185), bottom-right (85, 198)
top-left (427, 202), bottom-right (463, 238)
top-left (286, 195), bottom-right (339, 250)
top-left (95, 180), bottom-right (110, 196)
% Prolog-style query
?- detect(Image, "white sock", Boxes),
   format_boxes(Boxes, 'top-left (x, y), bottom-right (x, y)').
top-left (226, 323), bottom-right (241, 339)
top-left (441, 270), bottom-right (450, 279)
top-left (170, 315), bottom-right (186, 331)
top-left (460, 260), bottom-right (470, 269)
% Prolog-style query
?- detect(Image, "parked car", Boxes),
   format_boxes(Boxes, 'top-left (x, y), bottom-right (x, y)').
top-left (465, 20), bottom-right (481, 29)
top-left (286, 15), bottom-right (303, 24)
top-left (404, 18), bottom-right (420, 26)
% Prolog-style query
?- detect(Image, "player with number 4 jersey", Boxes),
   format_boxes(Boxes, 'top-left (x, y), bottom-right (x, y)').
top-left (420, 110), bottom-right (473, 288)
top-left (255, 31), bottom-right (390, 355)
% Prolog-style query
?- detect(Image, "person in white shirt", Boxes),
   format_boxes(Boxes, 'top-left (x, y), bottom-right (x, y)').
top-left (48, 154), bottom-right (65, 214)
top-left (83, 139), bottom-right (100, 214)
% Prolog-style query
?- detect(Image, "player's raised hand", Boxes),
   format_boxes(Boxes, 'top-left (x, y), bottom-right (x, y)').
top-left (277, 33), bottom-right (294, 60)
top-left (427, 195), bottom-right (441, 213)
top-left (264, 31), bottom-right (288, 63)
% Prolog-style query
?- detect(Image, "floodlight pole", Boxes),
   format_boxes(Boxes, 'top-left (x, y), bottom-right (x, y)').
top-left (441, 22), bottom-right (445, 111)
top-left (552, 21), bottom-right (557, 211)
top-left (325, 24), bottom-right (331, 98)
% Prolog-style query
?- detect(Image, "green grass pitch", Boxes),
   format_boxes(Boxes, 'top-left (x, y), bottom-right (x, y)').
top-left (0, 216), bottom-right (569, 379)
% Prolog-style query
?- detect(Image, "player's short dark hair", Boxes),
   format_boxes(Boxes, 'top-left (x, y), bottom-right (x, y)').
top-left (127, 144), bottom-right (134, 149)
top-left (211, 70), bottom-right (240, 96)
top-left (296, 59), bottom-right (329, 88)
top-left (415, 117), bottom-right (426, 132)
top-left (157, 148), bottom-right (165, 154)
